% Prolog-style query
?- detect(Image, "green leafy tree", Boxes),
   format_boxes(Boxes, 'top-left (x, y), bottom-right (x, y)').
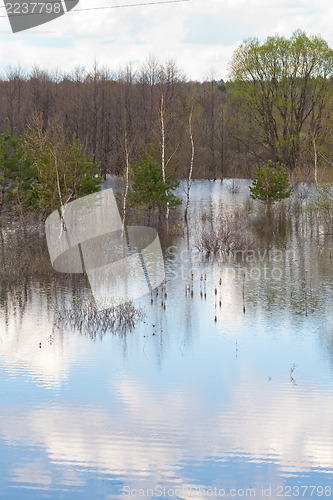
top-left (250, 161), bottom-right (293, 205)
top-left (22, 113), bottom-right (101, 217)
top-left (229, 30), bottom-right (333, 170)
top-left (130, 147), bottom-right (181, 218)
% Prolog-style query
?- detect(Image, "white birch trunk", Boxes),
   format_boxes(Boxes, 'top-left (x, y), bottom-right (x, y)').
top-left (52, 149), bottom-right (72, 237)
top-left (122, 130), bottom-right (130, 236)
top-left (160, 94), bottom-right (169, 219)
top-left (313, 135), bottom-right (318, 186)
top-left (185, 110), bottom-right (194, 222)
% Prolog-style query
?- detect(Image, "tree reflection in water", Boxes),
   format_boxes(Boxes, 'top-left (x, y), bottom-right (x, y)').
top-left (54, 294), bottom-right (145, 339)
top-left (0, 219), bottom-right (145, 340)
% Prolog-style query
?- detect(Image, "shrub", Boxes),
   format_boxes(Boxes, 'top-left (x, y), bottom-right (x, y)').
top-left (250, 161), bottom-right (293, 205)
top-left (129, 146), bottom-right (181, 215)
top-left (196, 216), bottom-right (253, 258)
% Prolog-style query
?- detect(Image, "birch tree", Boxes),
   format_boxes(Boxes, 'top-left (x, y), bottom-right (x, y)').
top-left (184, 109), bottom-right (194, 223)
top-left (122, 130), bottom-right (130, 234)
top-left (159, 92), bottom-right (180, 219)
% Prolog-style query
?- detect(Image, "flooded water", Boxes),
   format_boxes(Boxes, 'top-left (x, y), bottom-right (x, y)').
top-left (0, 180), bottom-right (332, 499)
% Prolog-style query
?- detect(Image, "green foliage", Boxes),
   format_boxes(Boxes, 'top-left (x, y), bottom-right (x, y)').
top-left (130, 147), bottom-right (181, 212)
top-left (0, 114), bottom-right (102, 218)
top-left (229, 30), bottom-right (333, 170)
top-left (130, 152), bottom-right (181, 210)
top-left (250, 161), bottom-right (293, 205)
top-left (21, 113), bottom-right (101, 217)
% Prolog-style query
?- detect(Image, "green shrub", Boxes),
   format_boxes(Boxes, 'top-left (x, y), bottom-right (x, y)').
top-left (129, 147), bottom-right (181, 213)
top-left (250, 161), bottom-right (293, 205)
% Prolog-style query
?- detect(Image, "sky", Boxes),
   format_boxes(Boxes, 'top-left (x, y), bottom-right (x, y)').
top-left (0, 0), bottom-right (332, 81)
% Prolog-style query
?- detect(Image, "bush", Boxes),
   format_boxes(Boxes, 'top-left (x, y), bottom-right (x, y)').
top-left (250, 161), bottom-right (293, 205)
top-left (196, 216), bottom-right (253, 258)
top-left (129, 146), bottom-right (181, 215)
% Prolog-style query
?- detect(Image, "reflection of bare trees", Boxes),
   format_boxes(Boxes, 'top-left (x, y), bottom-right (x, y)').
top-left (1, 183), bottom-right (331, 345)
top-left (0, 219), bottom-right (48, 326)
top-left (0, 218), bottom-right (81, 319)
top-left (0, 218), bottom-right (52, 281)
top-left (54, 294), bottom-right (145, 340)
top-left (0, 220), bottom-right (146, 340)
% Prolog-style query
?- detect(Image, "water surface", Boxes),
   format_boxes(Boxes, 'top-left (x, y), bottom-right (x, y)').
top-left (0, 180), bottom-right (332, 499)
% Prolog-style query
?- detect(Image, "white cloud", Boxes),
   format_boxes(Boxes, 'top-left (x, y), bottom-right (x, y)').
top-left (1, 375), bottom-right (333, 490)
top-left (0, 1), bottom-right (331, 80)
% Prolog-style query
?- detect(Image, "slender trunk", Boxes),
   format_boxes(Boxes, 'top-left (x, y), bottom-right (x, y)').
top-left (160, 94), bottom-right (169, 219)
top-left (53, 149), bottom-right (71, 235)
top-left (312, 135), bottom-right (318, 186)
top-left (0, 220), bottom-right (5, 273)
top-left (0, 182), bottom-right (5, 215)
top-left (220, 101), bottom-right (225, 182)
top-left (0, 164), bottom-right (7, 216)
top-left (122, 130), bottom-right (130, 236)
top-left (185, 110), bottom-right (194, 223)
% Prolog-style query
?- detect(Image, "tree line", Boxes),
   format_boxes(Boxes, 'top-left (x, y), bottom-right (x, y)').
top-left (1, 30), bottom-right (333, 199)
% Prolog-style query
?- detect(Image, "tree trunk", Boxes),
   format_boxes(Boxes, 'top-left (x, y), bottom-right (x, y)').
top-left (312, 135), bottom-right (318, 185)
top-left (160, 93), bottom-right (169, 219)
top-left (185, 110), bottom-right (194, 223)
top-left (122, 130), bottom-right (130, 236)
